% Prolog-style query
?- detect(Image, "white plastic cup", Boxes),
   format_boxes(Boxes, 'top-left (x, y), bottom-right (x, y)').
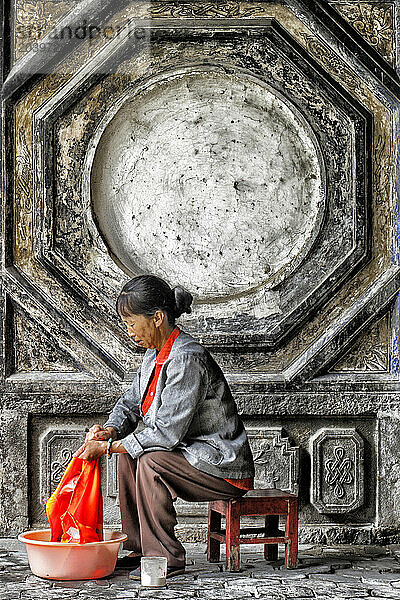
top-left (140, 556), bottom-right (168, 587)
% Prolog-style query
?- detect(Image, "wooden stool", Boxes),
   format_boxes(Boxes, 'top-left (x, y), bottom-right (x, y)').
top-left (207, 489), bottom-right (298, 571)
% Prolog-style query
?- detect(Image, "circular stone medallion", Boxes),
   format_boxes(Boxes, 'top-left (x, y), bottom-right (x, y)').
top-left (91, 69), bottom-right (325, 302)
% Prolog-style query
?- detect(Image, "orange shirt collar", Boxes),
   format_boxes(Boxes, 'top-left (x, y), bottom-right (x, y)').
top-left (155, 326), bottom-right (181, 365)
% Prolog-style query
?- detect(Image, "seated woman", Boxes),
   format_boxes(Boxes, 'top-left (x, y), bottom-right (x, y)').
top-left (74, 274), bottom-right (255, 579)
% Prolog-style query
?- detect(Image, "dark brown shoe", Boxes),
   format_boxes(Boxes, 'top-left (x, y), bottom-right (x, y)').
top-left (166, 565), bottom-right (186, 578)
top-left (116, 554), bottom-right (142, 570)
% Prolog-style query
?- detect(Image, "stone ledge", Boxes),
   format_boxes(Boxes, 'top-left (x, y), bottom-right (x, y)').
top-left (175, 524), bottom-right (400, 546)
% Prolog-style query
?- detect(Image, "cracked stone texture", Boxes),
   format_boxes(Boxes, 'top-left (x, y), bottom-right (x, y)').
top-left (3, 541), bottom-right (400, 599)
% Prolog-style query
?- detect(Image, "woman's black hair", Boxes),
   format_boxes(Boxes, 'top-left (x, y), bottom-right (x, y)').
top-left (116, 275), bottom-right (193, 326)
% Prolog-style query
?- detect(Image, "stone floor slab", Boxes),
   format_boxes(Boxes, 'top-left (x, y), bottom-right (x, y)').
top-left (138, 590), bottom-right (188, 598)
top-left (334, 569), bottom-right (371, 579)
top-left (275, 570), bottom-right (309, 579)
top-left (359, 571), bottom-right (400, 584)
top-left (370, 588), bottom-right (400, 598)
top-left (4, 541), bottom-right (400, 599)
top-left (293, 564), bottom-right (333, 575)
top-left (275, 584), bottom-right (316, 598)
top-left (331, 590), bottom-right (369, 598)
top-left (308, 573), bottom-right (362, 583)
top-left (352, 559), bottom-right (400, 572)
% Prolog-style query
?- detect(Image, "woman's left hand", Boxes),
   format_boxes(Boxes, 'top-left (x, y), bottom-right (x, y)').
top-left (73, 440), bottom-right (106, 462)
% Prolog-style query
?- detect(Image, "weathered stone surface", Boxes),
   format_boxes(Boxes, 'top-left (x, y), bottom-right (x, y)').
top-left (0, 411), bottom-right (29, 535)
top-left (1, 0), bottom-right (400, 546)
top-left (370, 589), bottom-right (400, 599)
top-left (29, 416), bottom-right (121, 528)
top-left (358, 571), bottom-right (400, 584)
top-left (288, 564), bottom-right (332, 575)
top-left (247, 427), bottom-right (299, 494)
top-left (310, 428), bottom-right (364, 514)
top-left (332, 593), bottom-right (369, 599)
top-left (352, 558), bottom-right (400, 572)
top-left (376, 415), bottom-right (400, 528)
top-left (330, 312), bottom-right (390, 373)
top-left (308, 573), bottom-right (362, 583)
top-left (336, 568), bottom-right (400, 585)
top-left (13, 305), bottom-right (82, 374)
top-left (92, 69), bottom-right (325, 304)
top-left (8, 541), bottom-right (400, 598)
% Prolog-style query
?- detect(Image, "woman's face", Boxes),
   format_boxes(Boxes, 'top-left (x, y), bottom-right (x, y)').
top-left (121, 313), bottom-right (159, 349)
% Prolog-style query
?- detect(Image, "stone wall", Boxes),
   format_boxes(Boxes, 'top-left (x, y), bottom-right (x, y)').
top-left (1, 0), bottom-right (400, 543)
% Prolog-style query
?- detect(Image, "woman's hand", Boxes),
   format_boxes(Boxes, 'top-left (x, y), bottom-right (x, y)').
top-left (73, 440), bottom-right (107, 462)
top-left (85, 424), bottom-right (116, 442)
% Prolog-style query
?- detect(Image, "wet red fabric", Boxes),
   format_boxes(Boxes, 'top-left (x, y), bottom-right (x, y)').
top-left (46, 457), bottom-right (103, 544)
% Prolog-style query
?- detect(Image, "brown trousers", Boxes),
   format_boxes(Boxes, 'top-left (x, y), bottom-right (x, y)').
top-left (117, 450), bottom-right (247, 568)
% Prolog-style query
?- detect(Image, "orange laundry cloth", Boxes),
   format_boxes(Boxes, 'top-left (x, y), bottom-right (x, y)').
top-left (46, 457), bottom-right (103, 544)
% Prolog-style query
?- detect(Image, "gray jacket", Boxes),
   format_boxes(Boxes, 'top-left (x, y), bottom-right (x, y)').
top-left (104, 330), bottom-right (255, 479)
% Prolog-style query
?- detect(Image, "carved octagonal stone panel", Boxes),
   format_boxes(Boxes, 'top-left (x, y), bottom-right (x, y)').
top-left (310, 427), bottom-right (364, 514)
top-left (2, 2), bottom-right (395, 387)
top-left (33, 421), bottom-right (121, 528)
top-left (40, 429), bottom-right (83, 505)
top-left (31, 22), bottom-right (372, 354)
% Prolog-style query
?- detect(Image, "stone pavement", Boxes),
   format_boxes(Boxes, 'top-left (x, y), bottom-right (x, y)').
top-left (2, 540), bottom-right (400, 599)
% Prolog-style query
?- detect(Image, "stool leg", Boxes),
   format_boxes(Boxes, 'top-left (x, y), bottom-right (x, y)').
top-left (285, 498), bottom-right (298, 569)
top-left (225, 501), bottom-right (241, 572)
top-left (207, 505), bottom-right (221, 563)
top-left (264, 515), bottom-right (279, 561)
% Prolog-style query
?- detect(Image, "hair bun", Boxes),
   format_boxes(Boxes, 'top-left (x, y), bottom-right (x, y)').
top-left (173, 286), bottom-right (193, 318)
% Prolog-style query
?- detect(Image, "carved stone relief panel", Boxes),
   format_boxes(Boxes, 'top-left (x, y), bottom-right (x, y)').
top-left (310, 428), bottom-right (364, 514)
top-left (104, 454), bottom-right (121, 526)
top-left (2, 0), bottom-right (399, 544)
top-left (175, 426), bottom-right (299, 517)
top-left (13, 304), bottom-right (81, 375)
top-left (30, 417), bottom-right (121, 528)
top-left (13, 1), bottom-right (76, 63)
top-left (331, 2), bottom-right (395, 65)
top-left (247, 427), bottom-right (299, 494)
top-left (103, 453), bottom-right (121, 527)
top-left (144, 1), bottom-right (271, 19)
top-left (6, 3), bottom-right (395, 386)
top-left (238, 417), bottom-right (376, 526)
top-left (52, 31), bottom-right (367, 348)
top-left (330, 311), bottom-right (390, 373)
top-left (40, 429), bottom-right (82, 506)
